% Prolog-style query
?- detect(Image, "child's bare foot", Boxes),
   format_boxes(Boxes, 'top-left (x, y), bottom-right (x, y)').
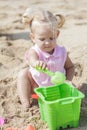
top-left (22, 102), bottom-right (30, 112)
top-left (23, 106), bottom-right (30, 112)
top-left (31, 99), bottom-right (38, 106)
top-left (76, 85), bottom-right (82, 90)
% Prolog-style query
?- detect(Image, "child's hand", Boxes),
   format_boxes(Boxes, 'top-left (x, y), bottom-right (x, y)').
top-left (36, 60), bottom-right (47, 70)
top-left (65, 80), bottom-right (81, 90)
top-left (65, 80), bottom-right (76, 87)
top-left (65, 80), bottom-right (72, 84)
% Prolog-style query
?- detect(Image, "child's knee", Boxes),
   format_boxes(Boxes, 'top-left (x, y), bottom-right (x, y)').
top-left (18, 68), bottom-right (28, 79)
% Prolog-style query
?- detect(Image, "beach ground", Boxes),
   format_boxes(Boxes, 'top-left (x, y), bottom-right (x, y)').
top-left (0, 0), bottom-right (87, 129)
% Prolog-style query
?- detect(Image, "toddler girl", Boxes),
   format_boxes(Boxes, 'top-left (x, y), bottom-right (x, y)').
top-left (17, 8), bottom-right (74, 111)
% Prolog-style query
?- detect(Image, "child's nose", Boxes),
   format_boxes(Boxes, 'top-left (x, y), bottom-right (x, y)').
top-left (45, 39), bottom-right (50, 44)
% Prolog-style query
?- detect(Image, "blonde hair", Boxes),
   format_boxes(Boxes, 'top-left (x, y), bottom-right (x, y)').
top-left (22, 7), bottom-right (65, 31)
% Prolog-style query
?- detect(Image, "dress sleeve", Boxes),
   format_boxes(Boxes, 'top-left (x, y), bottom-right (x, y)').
top-left (24, 45), bottom-right (39, 64)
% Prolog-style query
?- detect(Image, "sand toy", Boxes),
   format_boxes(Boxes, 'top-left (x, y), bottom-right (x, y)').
top-left (36, 66), bottom-right (66, 85)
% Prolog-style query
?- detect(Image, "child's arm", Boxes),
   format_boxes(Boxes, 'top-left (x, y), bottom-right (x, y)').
top-left (28, 48), bottom-right (47, 69)
top-left (64, 54), bottom-right (75, 81)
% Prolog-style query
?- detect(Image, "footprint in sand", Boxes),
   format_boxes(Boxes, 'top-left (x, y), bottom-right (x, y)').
top-left (0, 47), bottom-right (15, 57)
top-left (0, 62), bottom-right (3, 67)
top-left (74, 63), bottom-right (83, 77)
top-left (0, 13), bottom-right (7, 19)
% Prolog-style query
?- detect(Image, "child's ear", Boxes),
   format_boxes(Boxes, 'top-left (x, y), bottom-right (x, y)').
top-left (57, 30), bottom-right (60, 37)
top-left (30, 33), bottom-right (35, 42)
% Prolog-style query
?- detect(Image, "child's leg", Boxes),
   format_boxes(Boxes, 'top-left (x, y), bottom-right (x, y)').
top-left (17, 68), bottom-right (38, 110)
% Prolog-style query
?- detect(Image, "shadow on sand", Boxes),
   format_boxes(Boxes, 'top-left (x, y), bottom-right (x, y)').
top-left (0, 31), bottom-right (30, 40)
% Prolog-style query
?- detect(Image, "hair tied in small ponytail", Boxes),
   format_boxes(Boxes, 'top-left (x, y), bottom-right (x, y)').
top-left (55, 14), bottom-right (65, 28)
top-left (22, 8), bottom-right (34, 25)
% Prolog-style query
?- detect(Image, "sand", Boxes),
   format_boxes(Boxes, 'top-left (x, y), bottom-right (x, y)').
top-left (0, 0), bottom-right (87, 129)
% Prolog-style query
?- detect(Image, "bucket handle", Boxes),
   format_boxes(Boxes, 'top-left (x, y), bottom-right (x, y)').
top-left (59, 97), bottom-right (75, 105)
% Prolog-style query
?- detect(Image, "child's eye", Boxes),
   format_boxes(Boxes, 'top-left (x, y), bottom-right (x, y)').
top-left (39, 38), bottom-right (45, 41)
top-left (50, 37), bottom-right (54, 40)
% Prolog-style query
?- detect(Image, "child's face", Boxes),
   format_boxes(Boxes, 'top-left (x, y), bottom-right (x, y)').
top-left (30, 23), bottom-right (59, 54)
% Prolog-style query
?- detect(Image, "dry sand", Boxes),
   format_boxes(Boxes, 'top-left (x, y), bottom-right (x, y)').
top-left (0, 0), bottom-right (87, 129)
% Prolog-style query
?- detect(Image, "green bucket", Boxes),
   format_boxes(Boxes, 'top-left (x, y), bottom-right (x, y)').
top-left (34, 83), bottom-right (85, 130)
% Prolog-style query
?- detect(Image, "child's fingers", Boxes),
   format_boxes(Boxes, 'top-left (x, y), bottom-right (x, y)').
top-left (42, 63), bottom-right (47, 70)
top-left (39, 61), bottom-right (45, 68)
top-left (65, 80), bottom-right (81, 90)
top-left (35, 60), bottom-right (39, 67)
top-left (38, 61), bottom-right (47, 69)
top-left (35, 60), bottom-right (47, 70)
top-left (76, 85), bottom-right (81, 90)
top-left (36, 60), bottom-right (42, 67)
